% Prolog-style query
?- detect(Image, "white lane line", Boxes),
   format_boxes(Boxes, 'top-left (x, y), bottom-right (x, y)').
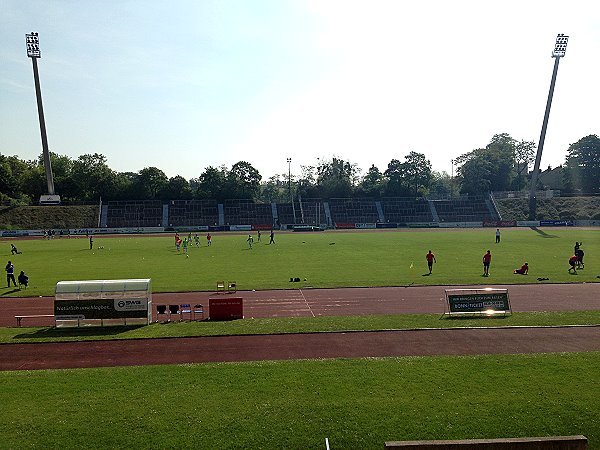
top-left (299, 289), bottom-right (315, 318)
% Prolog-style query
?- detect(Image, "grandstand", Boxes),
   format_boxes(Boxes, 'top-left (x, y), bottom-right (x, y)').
top-left (3, 196), bottom-right (508, 230)
top-left (106, 200), bottom-right (163, 228)
top-left (380, 198), bottom-right (434, 223)
top-left (328, 198), bottom-right (380, 225)
top-left (277, 199), bottom-right (327, 226)
top-left (433, 197), bottom-right (497, 222)
top-left (223, 200), bottom-right (273, 227)
top-left (168, 200), bottom-right (219, 227)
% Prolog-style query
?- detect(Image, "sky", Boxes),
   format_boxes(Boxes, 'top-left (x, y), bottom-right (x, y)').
top-left (1, 0), bottom-right (599, 182)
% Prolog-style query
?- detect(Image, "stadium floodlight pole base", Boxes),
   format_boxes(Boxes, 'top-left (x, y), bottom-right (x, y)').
top-left (39, 194), bottom-right (61, 205)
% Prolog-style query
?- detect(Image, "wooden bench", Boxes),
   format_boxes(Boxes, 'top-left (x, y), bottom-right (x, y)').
top-left (15, 315), bottom-right (55, 327)
top-left (385, 435), bottom-right (588, 449)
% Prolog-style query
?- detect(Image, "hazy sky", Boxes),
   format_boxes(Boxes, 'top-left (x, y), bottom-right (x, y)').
top-left (1, 0), bottom-right (599, 182)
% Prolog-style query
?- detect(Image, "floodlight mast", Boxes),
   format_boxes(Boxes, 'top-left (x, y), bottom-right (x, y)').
top-left (528, 34), bottom-right (568, 220)
top-left (287, 157), bottom-right (297, 223)
top-left (26, 32), bottom-right (59, 204)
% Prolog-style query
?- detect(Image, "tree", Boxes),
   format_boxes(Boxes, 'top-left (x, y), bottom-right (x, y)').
top-left (565, 134), bottom-right (600, 194)
top-left (458, 154), bottom-right (492, 194)
top-left (136, 167), bottom-right (168, 200)
top-left (258, 174), bottom-right (290, 203)
top-left (192, 166), bottom-right (228, 201)
top-left (0, 154), bottom-right (29, 199)
top-left (226, 161), bottom-right (262, 199)
top-left (399, 151), bottom-right (432, 196)
top-left (71, 153), bottom-right (117, 200)
top-left (42, 152), bottom-right (80, 200)
top-left (428, 171), bottom-right (458, 198)
top-left (316, 157), bottom-right (358, 198)
top-left (457, 133), bottom-right (522, 195)
top-left (513, 140), bottom-right (536, 191)
top-left (357, 165), bottom-right (385, 197)
top-left (163, 175), bottom-right (193, 200)
top-left (383, 159), bottom-right (409, 196)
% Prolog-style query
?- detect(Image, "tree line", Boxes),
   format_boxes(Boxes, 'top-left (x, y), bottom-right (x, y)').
top-left (1, 133), bottom-right (598, 204)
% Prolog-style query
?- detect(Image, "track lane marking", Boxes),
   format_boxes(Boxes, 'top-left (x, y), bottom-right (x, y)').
top-left (299, 289), bottom-right (315, 318)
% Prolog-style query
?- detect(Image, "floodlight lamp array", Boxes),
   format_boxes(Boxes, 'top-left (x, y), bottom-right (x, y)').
top-left (26, 32), bottom-right (41, 58)
top-left (552, 33), bottom-right (568, 57)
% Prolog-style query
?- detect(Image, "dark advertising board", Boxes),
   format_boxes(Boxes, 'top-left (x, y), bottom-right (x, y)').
top-left (447, 292), bottom-right (510, 314)
top-left (55, 298), bottom-right (149, 320)
top-left (483, 220), bottom-right (517, 227)
top-left (539, 220), bottom-right (574, 227)
top-left (209, 297), bottom-right (243, 320)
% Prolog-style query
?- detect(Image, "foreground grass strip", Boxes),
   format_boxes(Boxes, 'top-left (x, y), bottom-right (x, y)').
top-left (2, 310), bottom-right (600, 344)
top-left (1, 353), bottom-right (599, 449)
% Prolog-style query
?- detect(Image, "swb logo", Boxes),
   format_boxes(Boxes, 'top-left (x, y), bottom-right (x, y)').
top-left (114, 299), bottom-right (146, 311)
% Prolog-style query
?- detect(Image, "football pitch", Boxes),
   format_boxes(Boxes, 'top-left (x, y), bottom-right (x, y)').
top-left (2, 227), bottom-right (600, 449)
top-left (2, 227), bottom-right (599, 297)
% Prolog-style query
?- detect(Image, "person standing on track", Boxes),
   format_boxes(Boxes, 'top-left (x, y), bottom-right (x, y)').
top-left (482, 250), bottom-right (492, 276)
top-left (426, 250), bottom-right (436, 274)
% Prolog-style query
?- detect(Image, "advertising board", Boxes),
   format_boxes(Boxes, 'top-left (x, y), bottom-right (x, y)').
top-left (55, 298), bottom-right (148, 320)
top-left (445, 289), bottom-right (511, 315)
top-left (209, 297), bottom-right (243, 320)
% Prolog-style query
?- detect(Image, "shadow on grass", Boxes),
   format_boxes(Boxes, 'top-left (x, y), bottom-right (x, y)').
top-left (530, 226), bottom-right (558, 238)
top-left (13, 325), bottom-right (145, 340)
top-left (0, 288), bottom-right (21, 296)
top-left (441, 315), bottom-right (510, 322)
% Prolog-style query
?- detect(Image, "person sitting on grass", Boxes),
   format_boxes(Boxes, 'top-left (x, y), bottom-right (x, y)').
top-left (514, 262), bottom-right (529, 275)
top-left (18, 270), bottom-right (29, 288)
top-left (10, 244), bottom-right (21, 255)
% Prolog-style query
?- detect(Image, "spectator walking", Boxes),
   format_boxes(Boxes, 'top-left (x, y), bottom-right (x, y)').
top-left (426, 250), bottom-right (436, 274)
top-left (482, 250), bottom-right (492, 276)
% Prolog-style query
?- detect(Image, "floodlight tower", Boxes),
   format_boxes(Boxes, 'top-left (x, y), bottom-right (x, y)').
top-left (26, 32), bottom-right (60, 204)
top-left (287, 157), bottom-right (297, 224)
top-left (528, 33), bottom-right (568, 220)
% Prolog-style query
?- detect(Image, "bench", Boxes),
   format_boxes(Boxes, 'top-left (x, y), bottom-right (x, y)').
top-left (15, 315), bottom-right (55, 327)
top-left (385, 435), bottom-right (588, 449)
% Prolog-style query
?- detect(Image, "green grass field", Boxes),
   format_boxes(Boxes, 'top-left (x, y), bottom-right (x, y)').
top-left (2, 228), bottom-right (599, 297)
top-left (2, 227), bottom-right (599, 449)
top-left (1, 353), bottom-right (599, 449)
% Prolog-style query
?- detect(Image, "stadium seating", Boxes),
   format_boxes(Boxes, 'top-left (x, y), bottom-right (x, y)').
top-left (328, 198), bottom-right (379, 225)
top-left (380, 198), bottom-right (434, 223)
top-left (433, 197), bottom-right (495, 222)
top-left (90, 196), bottom-right (500, 229)
top-left (222, 199), bottom-right (273, 226)
top-left (168, 200), bottom-right (219, 226)
top-left (106, 200), bottom-right (163, 228)
top-left (277, 198), bottom-right (326, 226)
